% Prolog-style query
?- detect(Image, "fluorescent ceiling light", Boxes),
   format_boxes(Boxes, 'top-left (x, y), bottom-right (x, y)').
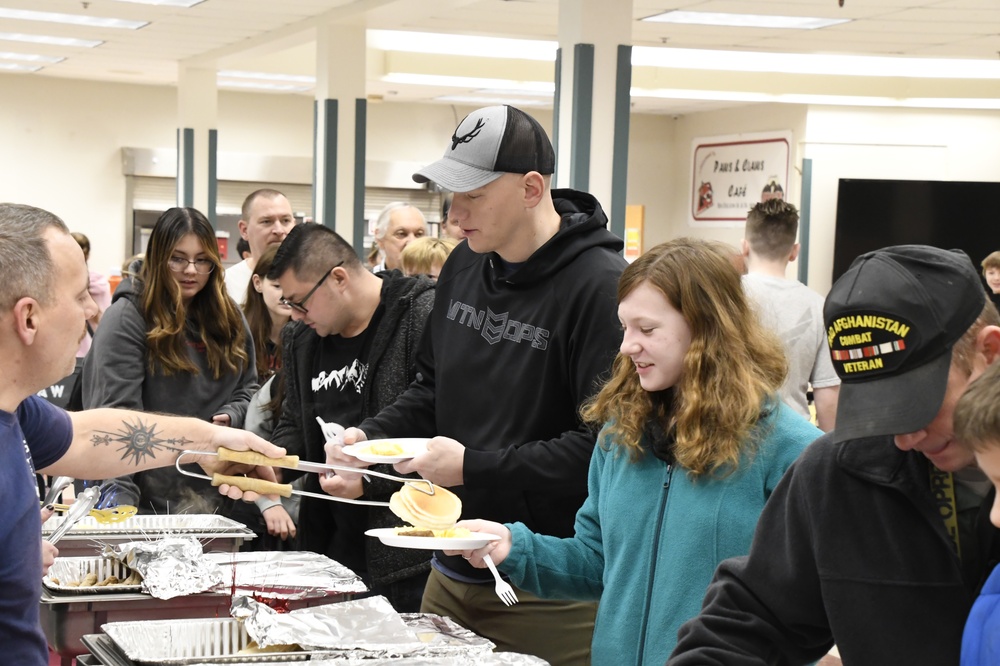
top-left (218, 70), bottom-right (315, 84)
top-left (632, 87), bottom-right (1000, 111)
top-left (384, 72), bottom-right (554, 93)
top-left (0, 32), bottom-right (102, 47)
top-left (0, 7), bottom-right (148, 30)
top-left (0, 51), bottom-right (63, 64)
top-left (217, 79), bottom-right (311, 93)
top-left (632, 46), bottom-right (1000, 80)
top-left (110, 0), bottom-right (204, 6)
top-left (0, 61), bottom-right (41, 72)
top-left (369, 30), bottom-right (556, 61)
top-left (643, 10), bottom-right (849, 30)
top-left (437, 95), bottom-right (546, 107)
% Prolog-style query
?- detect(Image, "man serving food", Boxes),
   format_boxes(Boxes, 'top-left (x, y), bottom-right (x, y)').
top-left (0, 203), bottom-right (285, 665)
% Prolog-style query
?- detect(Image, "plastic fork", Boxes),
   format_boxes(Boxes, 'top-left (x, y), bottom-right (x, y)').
top-left (483, 553), bottom-right (518, 606)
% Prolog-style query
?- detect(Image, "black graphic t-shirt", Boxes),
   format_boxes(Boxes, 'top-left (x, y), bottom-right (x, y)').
top-left (300, 305), bottom-right (384, 574)
top-left (306, 304), bottom-right (385, 440)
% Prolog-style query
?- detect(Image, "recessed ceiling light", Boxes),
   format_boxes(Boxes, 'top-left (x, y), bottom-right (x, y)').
top-left (0, 61), bottom-right (42, 72)
top-left (0, 51), bottom-right (63, 64)
top-left (0, 7), bottom-right (148, 30)
top-left (217, 70), bottom-right (315, 84)
top-left (642, 10), bottom-right (849, 30)
top-left (0, 32), bottom-right (102, 48)
top-left (110, 0), bottom-right (204, 6)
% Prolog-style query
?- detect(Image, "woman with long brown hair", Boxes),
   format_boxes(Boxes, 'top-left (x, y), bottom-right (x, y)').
top-left (243, 245), bottom-right (290, 384)
top-left (452, 237), bottom-right (822, 665)
top-left (81, 207), bottom-right (258, 514)
top-left (241, 244), bottom-right (296, 546)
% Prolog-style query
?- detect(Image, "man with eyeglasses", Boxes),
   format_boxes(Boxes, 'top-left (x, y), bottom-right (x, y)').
top-left (225, 188), bottom-right (296, 305)
top-left (266, 223), bottom-right (435, 613)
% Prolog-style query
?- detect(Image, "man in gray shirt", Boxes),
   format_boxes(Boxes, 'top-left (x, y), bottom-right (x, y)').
top-left (741, 199), bottom-right (840, 430)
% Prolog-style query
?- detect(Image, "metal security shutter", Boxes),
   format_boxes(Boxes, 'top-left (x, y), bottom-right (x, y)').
top-left (216, 181), bottom-right (313, 216)
top-left (131, 176), bottom-right (176, 211)
top-left (130, 178), bottom-right (438, 224)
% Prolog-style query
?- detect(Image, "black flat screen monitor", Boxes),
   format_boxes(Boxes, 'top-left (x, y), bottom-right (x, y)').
top-left (833, 178), bottom-right (1000, 285)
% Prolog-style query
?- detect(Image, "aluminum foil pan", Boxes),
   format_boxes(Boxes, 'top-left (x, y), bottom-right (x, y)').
top-left (101, 607), bottom-right (497, 664)
top-left (43, 556), bottom-right (142, 594)
top-left (233, 596), bottom-right (419, 652)
top-left (204, 551), bottom-right (367, 599)
top-left (306, 654), bottom-right (549, 665)
top-left (42, 513), bottom-right (252, 539)
top-left (106, 538), bottom-right (224, 599)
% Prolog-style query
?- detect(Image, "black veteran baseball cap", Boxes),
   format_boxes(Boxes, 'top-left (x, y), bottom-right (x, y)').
top-left (413, 105), bottom-right (555, 193)
top-left (824, 245), bottom-right (985, 444)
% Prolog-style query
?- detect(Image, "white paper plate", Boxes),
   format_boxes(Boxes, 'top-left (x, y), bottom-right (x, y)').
top-left (365, 528), bottom-right (500, 550)
top-left (343, 438), bottom-right (429, 464)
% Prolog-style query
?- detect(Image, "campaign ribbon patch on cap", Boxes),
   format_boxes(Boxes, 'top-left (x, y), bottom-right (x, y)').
top-left (827, 310), bottom-right (917, 380)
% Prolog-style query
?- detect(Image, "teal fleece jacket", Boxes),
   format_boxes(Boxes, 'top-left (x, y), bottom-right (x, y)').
top-left (501, 402), bottom-right (820, 665)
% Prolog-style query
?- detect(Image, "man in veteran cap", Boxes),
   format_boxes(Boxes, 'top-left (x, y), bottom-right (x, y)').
top-left (670, 245), bottom-right (1000, 666)
top-left (325, 105), bottom-right (627, 665)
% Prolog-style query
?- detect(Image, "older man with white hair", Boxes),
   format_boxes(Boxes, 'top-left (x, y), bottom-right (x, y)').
top-left (371, 202), bottom-right (428, 273)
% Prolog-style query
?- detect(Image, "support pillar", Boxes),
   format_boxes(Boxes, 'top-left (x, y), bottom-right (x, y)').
top-left (314, 21), bottom-right (367, 253)
top-left (555, 0), bottom-right (632, 240)
top-left (177, 65), bottom-right (218, 225)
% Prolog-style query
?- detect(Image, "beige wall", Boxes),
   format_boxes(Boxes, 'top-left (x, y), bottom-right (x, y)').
top-left (3, 71), bottom-right (1000, 295)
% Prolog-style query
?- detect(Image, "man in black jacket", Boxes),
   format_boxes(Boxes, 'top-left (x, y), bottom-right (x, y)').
top-left (267, 223), bottom-right (434, 612)
top-left (328, 105), bottom-right (627, 665)
top-left (670, 245), bottom-right (1000, 665)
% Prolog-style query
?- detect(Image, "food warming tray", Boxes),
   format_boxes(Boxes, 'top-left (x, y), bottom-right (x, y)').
top-left (44, 556), bottom-right (143, 594)
top-left (41, 514), bottom-right (256, 556)
top-left (41, 551), bottom-right (363, 659)
top-left (87, 613), bottom-right (496, 665)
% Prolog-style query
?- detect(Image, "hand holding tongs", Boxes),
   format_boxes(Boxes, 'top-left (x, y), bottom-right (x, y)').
top-left (44, 486), bottom-right (101, 545)
top-left (174, 448), bottom-right (435, 506)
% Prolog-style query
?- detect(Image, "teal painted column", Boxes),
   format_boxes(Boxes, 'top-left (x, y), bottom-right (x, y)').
top-left (570, 43), bottom-right (594, 192)
top-left (798, 158), bottom-right (812, 284)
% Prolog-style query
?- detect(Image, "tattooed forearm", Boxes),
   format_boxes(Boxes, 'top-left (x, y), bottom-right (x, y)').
top-left (90, 417), bottom-right (194, 466)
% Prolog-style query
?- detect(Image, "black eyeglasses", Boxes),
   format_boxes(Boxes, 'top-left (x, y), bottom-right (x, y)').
top-left (168, 257), bottom-right (215, 274)
top-left (279, 261), bottom-right (343, 314)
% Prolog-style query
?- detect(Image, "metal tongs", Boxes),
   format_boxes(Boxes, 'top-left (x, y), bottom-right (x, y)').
top-left (44, 486), bottom-right (101, 545)
top-left (174, 448), bottom-right (435, 507)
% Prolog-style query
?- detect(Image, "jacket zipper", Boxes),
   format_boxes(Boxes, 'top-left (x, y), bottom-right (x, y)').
top-left (636, 463), bottom-right (673, 664)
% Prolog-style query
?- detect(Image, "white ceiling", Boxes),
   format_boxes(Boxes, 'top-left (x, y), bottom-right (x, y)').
top-left (5, 0), bottom-right (1000, 115)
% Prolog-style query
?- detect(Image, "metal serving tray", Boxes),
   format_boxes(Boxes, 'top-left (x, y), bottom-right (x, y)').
top-left (41, 589), bottom-right (354, 659)
top-left (44, 556), bottom-right (142, 594)
top-left (97, 613), bottom-right (496, 665)
top-left (41, 514), bottom-right (255, 556)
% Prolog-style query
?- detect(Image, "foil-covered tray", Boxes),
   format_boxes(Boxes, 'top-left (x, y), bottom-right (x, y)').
top-left (43, 556), bottom-right (143, 595)
top-left (42, 514), bottom-right (252, 540)
top-left (100, 607), bottom-right (496, 664)
top-left (204, 552), bottom-right (367, 599)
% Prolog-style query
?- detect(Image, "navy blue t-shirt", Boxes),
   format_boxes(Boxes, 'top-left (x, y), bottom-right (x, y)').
top-left (1, 396), bottom-right (72, 664)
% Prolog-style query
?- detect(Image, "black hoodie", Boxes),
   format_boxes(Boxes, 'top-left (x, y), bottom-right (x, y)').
top-left (360, 188), bottom-right (627, 581)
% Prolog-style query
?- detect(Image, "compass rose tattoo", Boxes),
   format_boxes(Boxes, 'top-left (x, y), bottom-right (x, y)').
top-left (91, 417), bottom-right (193, 467)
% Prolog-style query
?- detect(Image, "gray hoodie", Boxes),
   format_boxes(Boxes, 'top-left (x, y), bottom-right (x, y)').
top-left (81, 274), bottom-right (258, 514)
